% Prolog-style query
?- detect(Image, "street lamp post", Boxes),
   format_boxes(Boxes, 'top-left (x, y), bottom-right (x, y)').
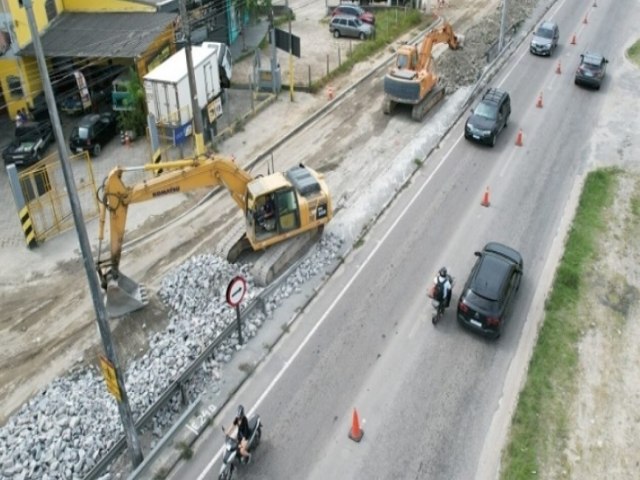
top-left (20, 0), bottom-right (143, 468)
top-left (499, 0), bottom-right (508, 52)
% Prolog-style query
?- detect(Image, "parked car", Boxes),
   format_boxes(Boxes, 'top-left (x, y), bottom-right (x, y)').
top-left (574, 52), bottom-right (608, 89)
top-left (329, 15), bottom-right (375, 40)
top-left (60, 93), bottom-right (93, 116)
top-left (457, 242), bottom-right (524, 339)
top-left (464, 88), bottom-right (511, 147)
top-left (332, 4), bottom-right (375, 25)
top-left (530, 20), bottom-right (559, 56)
top-left (2, 121), bottom-right (55, 167)
top-left (69, 112), bottom-right (118, 157)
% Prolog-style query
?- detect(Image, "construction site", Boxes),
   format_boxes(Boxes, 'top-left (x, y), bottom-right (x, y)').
top-left (2, 0), bottom-right (639, 478)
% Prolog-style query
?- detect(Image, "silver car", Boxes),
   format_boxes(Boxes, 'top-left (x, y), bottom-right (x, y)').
top-left (329, 15), bottom-right (375, 40)
top-left (530, 20), bottom-right (559, 56)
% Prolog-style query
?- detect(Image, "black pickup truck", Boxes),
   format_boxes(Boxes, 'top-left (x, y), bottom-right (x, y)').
top-left (2, 121), bottom-right (55, 168)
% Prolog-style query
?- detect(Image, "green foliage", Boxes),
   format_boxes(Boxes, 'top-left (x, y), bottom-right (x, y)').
top-left (176, 441), bottom-right (193, 460)
top-left (244, 0), bottom-right (273, 19)
top-left (116, 67), bottom-right (147, 137)
top-left (500, 168), bottom-right (619, 479)
top-left (627, 39), bottom-right (640, 66)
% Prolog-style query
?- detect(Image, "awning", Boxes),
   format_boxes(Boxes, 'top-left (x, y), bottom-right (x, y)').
top-left (19, 11), bottom-right (178, 59)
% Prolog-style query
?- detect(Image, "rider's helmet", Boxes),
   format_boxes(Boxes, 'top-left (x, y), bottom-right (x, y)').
top-left (438, 267), bottom-right (447, 279)
top-left (237, 405), bottom-right (245, 419)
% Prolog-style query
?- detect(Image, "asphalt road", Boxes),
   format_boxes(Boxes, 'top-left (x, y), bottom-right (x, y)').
top-left (167, 0), bottom-right (640, 478)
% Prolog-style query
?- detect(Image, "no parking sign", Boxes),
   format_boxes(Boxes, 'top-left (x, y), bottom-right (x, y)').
top-left (226, 276), bottom-right (247, 344)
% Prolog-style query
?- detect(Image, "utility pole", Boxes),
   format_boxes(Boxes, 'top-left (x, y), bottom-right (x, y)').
top-left (498, 0), bottom-right (508, 52)
top-left (286, 0), bottom-right (294, 101)
top-left (269, 9), bottom-right (278, 95)
top-left (20, 0), bottom-right (143, 468)
top-left (179, 0), bottom-right (206, 156)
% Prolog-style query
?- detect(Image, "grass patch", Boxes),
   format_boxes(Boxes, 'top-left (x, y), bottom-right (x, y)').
top-left (176, 440), bottom-right (193, 460)
top-left (627, 39), bottom-right (640, 67)
top-left (309, 9), bottom-right (428, 93)
top-left (153, 468), bottom-right (168, 480)
top-left (500, 168), bottom-right (619, 479)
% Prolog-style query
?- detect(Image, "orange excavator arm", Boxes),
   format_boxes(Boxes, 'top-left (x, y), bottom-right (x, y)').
top-left (416, 22), bottom-right (462, 71)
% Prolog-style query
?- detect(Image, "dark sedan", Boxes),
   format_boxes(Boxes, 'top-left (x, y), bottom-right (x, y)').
top-left (574, 52), bottom-right (608, 89)
top-left (69, 112), bottom-right (118, 157)
top-left (457, 242), bottom-right (523, 339)
top-left (2, 121), bottom-right (54, 167)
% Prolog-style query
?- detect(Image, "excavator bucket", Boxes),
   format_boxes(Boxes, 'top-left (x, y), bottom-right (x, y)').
top-left (106, 273), bottom-right (149, 318)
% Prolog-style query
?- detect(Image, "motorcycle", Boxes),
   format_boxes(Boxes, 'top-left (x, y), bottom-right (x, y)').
top-left (218, 415), bottom-right (263, 480)
top-left (429, 276), bottom-right (454, 325)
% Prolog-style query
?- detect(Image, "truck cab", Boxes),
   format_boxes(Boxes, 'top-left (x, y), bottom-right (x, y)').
top-left (201, 41), bottom-right (233, 88)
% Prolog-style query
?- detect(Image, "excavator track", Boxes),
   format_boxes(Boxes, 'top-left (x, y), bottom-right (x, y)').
top-left (382, 97), bottom-right (395, 115)
top-left (214, 222), bottom-right (251, 263)
top-left (411, 85), bottom-right (445, 122)
top-left (251, 228), bottom-right (323, 286)
top-left (215, 222), bottom-right (323, 287)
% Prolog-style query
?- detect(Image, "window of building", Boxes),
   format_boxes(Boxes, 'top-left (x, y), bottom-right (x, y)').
top-left (45, 0), bottom-right (58, 22)
top-left (7, 75), bottom-right (23, 98)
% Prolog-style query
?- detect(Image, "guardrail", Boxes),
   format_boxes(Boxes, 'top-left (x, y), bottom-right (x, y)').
top-left (127, 396), bottom-right (202, 480)
top-left (83, 259), bottom-right (291, 480)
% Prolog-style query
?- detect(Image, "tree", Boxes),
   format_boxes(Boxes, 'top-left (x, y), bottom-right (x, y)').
top-left (117, 68), bottom-right (147, 137)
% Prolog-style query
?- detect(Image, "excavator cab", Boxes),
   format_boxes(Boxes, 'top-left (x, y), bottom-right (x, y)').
top-left (395, 47), bottom-right (418, 71)
top-left (248, 188), bottom-right (301, 240)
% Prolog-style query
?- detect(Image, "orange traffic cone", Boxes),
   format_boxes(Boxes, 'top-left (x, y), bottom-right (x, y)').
top-left (515, 129), bottom-right (524, 147)
top-left (348, 408), bottom-right (364, 442)
top-left (583, 13), bottom-right (588, 24)
top-left (556, 61), bottom-right (562, 74)
top-left (481, 187), bottom-right (491, 207)
top-left (570, 34), bottom-right (577, 45)
top-left (536, 92), bottom-right (543, 109)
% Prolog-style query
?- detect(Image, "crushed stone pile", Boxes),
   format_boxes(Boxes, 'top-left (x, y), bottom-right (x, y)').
top-left (438, 0), bottom-right (538, 91)
top-left (0, 234), bottom-right (343, 480)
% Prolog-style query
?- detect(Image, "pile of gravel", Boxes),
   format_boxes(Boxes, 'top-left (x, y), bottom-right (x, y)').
top-left (439, 0), bottom-right (539, 91)
top-left (0, 233), bottom-right (343, 480)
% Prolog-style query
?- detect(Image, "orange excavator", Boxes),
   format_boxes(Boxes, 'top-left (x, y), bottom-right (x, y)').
top-left (383, 21), bottom-right (462, 121)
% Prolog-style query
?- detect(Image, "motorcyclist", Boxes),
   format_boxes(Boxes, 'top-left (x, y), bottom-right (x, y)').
top-left (433, 267), bottom-right (453, 310)
top-left (226, 405), bottom-right (251, 463)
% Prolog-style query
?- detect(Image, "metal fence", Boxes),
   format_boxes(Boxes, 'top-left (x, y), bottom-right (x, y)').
top-left (17, 151), bottom-right (99, 244)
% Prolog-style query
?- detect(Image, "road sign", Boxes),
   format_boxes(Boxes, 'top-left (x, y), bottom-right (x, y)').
top-left (99, 355), bottom-right (122, 402)
top-left (226, 275), bottom-right (247, 307)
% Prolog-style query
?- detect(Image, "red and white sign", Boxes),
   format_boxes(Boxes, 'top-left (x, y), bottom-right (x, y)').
top-left (226, 275), bottom-right (247, 307)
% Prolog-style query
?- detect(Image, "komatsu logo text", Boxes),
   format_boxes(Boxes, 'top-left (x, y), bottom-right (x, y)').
top-left (152, 186), bottom-right (180, 197)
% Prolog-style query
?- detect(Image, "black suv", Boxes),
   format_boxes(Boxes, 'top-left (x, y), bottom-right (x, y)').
top-left (464, 88), bottom-right (511, 147)
top-left (457, 242), bottom-right (523, 338)
top-left (2, 121), bottom-right (55, 167)
top-left (69, 112), bottom-right (118, 157)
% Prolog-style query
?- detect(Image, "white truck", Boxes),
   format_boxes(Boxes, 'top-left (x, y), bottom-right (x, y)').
top-left (143, 44), bottom-right (225, 138)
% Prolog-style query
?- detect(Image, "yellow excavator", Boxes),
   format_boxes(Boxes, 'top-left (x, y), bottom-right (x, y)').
top-left (96, 155), bottom-right (333, 317)
top-left (383, 21), bottom-right (462, 121)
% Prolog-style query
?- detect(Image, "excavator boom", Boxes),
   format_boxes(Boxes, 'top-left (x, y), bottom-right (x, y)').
top-left (96, 155), bottom-right (333, 317)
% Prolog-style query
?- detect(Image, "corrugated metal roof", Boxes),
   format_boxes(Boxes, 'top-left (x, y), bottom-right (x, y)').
top-left (20, 12), bottom-right (178, 59)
